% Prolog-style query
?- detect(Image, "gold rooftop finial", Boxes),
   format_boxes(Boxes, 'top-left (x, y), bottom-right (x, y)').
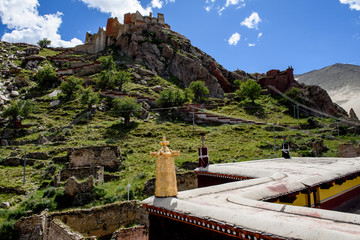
top-left (150, 137), bottom-right (180, 197)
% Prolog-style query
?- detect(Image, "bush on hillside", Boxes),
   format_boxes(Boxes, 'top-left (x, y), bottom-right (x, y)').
top-left (236, 79), bottom-right (261, 103)
top-left (2, 100), bottom-right (36, 124)
top-left (111, 97), bottom-right (141, 126)
top-left (80, 87), bottom-right (100, 111)
top-left (59, 76), bottom-right (83, 100)
top-left (187, 81), bottom-right (209, 103)
top-left (35, 66), bottom-right (59, 88)
top-left (157, 89), bottom-right (190, 108)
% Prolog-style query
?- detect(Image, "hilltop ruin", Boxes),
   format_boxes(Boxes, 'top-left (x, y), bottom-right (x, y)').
top-left (75, 11), bottom-right (170, 54)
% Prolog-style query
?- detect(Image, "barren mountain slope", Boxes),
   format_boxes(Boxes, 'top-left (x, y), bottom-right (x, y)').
top-left (296, 63), bottom-right (360, 116)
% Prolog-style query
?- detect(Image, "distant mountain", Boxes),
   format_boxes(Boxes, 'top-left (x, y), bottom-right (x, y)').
top-left (296, 63), bottom-right (360, 117)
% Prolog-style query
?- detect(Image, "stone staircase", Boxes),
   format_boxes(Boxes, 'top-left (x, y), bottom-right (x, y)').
top-left (180, 103), bottom-right (267, 125)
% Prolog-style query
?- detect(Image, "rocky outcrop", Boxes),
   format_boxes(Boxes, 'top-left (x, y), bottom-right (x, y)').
top-left (299, 84), bottom-right (348, 117)
top-left (349, 108), bottom-right (359, 122)
top-left (75, 13), bottom-right (244, 98)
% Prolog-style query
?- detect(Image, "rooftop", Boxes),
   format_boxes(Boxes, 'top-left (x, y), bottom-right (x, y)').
top-left (143, 157), bottom-right (360, 240)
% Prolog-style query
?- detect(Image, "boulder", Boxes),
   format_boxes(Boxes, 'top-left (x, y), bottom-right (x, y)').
top-left (1, 202), bottom-right (10, 208)
top-left (152, 85), bottom-right (163, 93)
top-left (50, 99), bottom-right (60, 107)
top-left (10, 90), bottom-right (20, 97)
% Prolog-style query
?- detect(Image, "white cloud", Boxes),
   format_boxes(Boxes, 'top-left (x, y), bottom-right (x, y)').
top-left (241, 12), bottom-right (261, 29)
top-left (0, 0), bottom-right (82, 47)
top-left (248, 43), bottom-right (255, 47)
top-left (78, 0), bottom-right (152, 20)
top-left (339, 0), bottom-right (360, 10)
top-left (258, 32), bottom-right (263, 39)
top-left (151, 0), bottom-right (163, 9)
top-left (228, 32), bottom-right (240, 45)
top-left (205, 6), bottom-right (212, 12)
top-left (215, 0), bottom-right (245, 15)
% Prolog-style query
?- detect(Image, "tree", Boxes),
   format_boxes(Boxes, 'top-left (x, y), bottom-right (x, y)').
top-left (59, 76), bottom-right (83, 100)
top-left (157, 89), bottom-right (186, 108)
top-left (80, 87), bottom-right (100, 111)
top-left (2, 100), bottom-right (36, 125)
top-left (95, 70), bottom-right (131, 91)
top-left (236, 79), bottom-right (261, 103)
top-left (187, 81), bottom-right (209, 102)
top-left (35, 66), bottom-right (59, 88)
top-left (37, 38), bottom-right (51, 48)
top-left (98, 56), bottom-right (115, 70)
top-left (111, 97), bottom-right (141, 126)
top-left (233, 79), bottom-right (242, 90)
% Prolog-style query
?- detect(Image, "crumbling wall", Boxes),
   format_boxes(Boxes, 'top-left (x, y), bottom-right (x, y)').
top-left (47, 219), bottom-right (86, 240)
top-left (111, 226), bottom-right (148, 240)
top-left (51, 201), bottom-right (148, 239)
top-left (14, 212), bottom-right (46, 240)
top-left (68, 146), bottom-right (121, 170)
top-left (54, 166), bottom-right (104, 186)
top-left (15, 201), bottom-right (148, 240)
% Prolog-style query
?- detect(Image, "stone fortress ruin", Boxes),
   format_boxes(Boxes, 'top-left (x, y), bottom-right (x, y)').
top-left (75, 11), bottom-right (170, 54)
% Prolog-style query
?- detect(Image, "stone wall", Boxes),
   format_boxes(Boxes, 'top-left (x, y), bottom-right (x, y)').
top-left (14, 212), bottom-right (45, 240)
top-left (338, 143), bottom-right (360, 158)
top-left (54, 166), bottom-right (104, 186)
top-left (15, 201), bottom-right (148, 240)
top-left (68, 145), bottom-right (122, 170)
top-left (46, 219), bottom-right (86, 240)
top-left (51, 201), bottom-right (148, 239)
top-left (111, 226), bottom-right (148, 240)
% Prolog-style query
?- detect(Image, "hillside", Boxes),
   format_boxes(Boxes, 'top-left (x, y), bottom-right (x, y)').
top-left (296, 63), bottom-right (360, 117)
top-left (0, 14), bottom-right (359, 239)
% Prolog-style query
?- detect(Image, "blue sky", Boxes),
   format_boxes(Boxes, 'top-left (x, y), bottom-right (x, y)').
top-left (0, 0), bottom-right (359, 74)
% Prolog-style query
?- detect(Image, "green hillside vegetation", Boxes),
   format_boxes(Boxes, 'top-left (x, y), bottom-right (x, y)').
top-left (0, 44), bottom-right (359, 232)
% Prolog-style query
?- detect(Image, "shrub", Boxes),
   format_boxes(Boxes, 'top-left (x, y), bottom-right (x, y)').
top-left (98, 55), bottom-right (116, 70)
top-left (35, 66), bottom-right (59, 88)
top-left (40, 164), bottom-right (57, 180)
top-left (54, 189), bottom-right (72, 209)
top-left (43, 187), bottom-right (56, 198)
top-left (236, 79), bottom-right (261, 102)
top-left (22, 197), bottom-right (56, 214)
top-left (6, 209), bottom-right (29, 221)
top-left (2, 100), bottom-right (36, 123)
top-left (95, 70), bottom-right (131, 91)
top-left (0, 220), bottom-right (19, 240)
top-left (233, 79), bottom-right (242, 89)
top-left (111, 97), bottom-right (142, 126)
top-left (187, 81), bottom-right (209, 102)
top-left (157, 89), bottom-right (189, 108)
top-left (80, 87), bottom-right (100, 111)
top-left (59, 76), bottom-right (83, 100)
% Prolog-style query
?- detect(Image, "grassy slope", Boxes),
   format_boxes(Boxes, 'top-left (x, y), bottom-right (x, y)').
top-left (0, 46), bottom-right (359, 226)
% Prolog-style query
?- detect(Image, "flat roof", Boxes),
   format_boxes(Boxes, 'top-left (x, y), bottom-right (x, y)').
top-left (143, 157), bottom-right (360, 240)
